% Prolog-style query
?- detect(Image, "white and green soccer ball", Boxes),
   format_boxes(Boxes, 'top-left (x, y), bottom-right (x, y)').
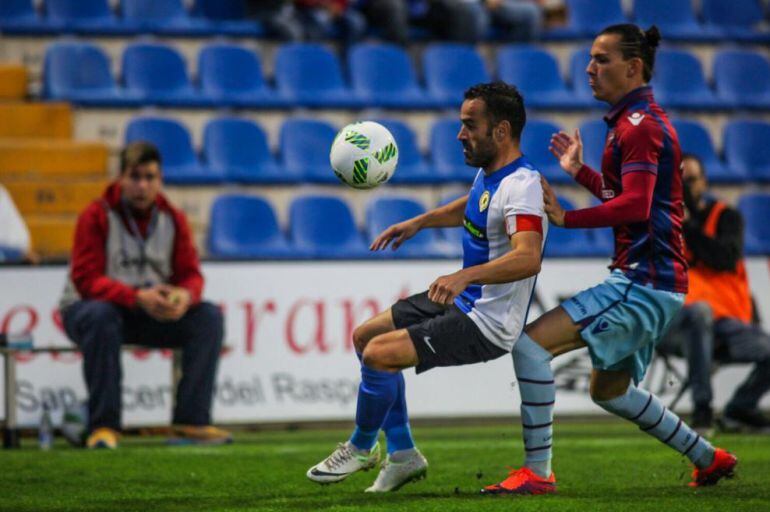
top-left (329, 121), bottom-right (398, 189)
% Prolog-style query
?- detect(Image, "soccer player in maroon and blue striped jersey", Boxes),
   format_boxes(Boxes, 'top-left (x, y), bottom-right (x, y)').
top-left (483, 24), bottom-right (737, 496)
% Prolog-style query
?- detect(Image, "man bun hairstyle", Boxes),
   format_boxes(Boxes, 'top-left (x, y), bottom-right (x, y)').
top-left (120, 141), bottom-right (162, 174)
top-left (600, 24), bottom-right (662, 82)
top-left (464, 81), bottom-right (526, 140)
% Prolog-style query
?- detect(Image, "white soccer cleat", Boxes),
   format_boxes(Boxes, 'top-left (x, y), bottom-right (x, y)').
top-left (365, 450), bottom-right (428, 492)
top-left (307, 441), bottom-right (381, 484)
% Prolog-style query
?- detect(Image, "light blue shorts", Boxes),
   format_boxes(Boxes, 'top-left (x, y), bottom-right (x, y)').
top-left (561, 270), bottom-right (685, 384)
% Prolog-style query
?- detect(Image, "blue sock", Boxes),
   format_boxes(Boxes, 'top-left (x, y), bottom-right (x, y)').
top-left (512, 332), bottom-right (555, 478)
top-left (350, 364), bottom-right (399, 451)
top-left (595, 384), bottom-right (715, 468)
top-left (382, 372), bottom-right (415, 454)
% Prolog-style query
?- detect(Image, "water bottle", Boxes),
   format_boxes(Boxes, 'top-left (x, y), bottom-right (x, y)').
top-left (39, 403), bottom-right (53, 450)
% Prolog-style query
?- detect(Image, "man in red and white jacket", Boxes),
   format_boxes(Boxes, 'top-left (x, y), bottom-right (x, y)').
top-left (60, 142), bottom-right (229, 449)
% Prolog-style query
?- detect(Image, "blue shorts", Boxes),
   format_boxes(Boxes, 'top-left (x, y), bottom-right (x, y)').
top-left (561, 270), bottom-right (685, 384)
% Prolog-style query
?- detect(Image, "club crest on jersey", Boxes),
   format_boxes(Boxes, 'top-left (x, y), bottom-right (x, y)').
top-left (479, 190), bottom-right (490, 212)
top-left (627, 112), bottom-right (646, 126)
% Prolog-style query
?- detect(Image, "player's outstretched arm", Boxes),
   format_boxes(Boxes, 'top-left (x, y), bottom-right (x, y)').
top-left (370, 195), bottom-right (468, 252)
top-left (550, 129), bottom-right (603, 199)
top-left (427, 230), bottom-right (542, 305)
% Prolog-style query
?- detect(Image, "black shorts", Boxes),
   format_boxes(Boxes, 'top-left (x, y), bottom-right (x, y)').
top-left (391, 291), bottom-right (508, 374)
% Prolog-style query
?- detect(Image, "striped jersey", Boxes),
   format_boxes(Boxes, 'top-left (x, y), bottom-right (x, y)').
top-left (600, 86), bottom-right (688, 293)
top-left (455, 156), bottom-right (547, 351)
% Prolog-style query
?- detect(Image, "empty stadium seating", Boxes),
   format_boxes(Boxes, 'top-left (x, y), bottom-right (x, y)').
top-left (372, 119), bottom-right (433, 184)
top-left (723, 121), bottom-right (770, 183)
top-left (522, 119), bottom-right (568, 183)
top-left (279, 119), bottom-right (338, 184)
top-left (543, 197), bottom-right (596, 257)
top-left (429, 118), bottom-right (473, 183)
top-left (365, 197), bottom-right (450, 258)
top-left (713, 50), bottom-right (770, 109)
top-left (423, 44), bottom-right (491, 107)
top-left (578, 119), bottom-right (606, 171)
top-left (207, 195), bottom-right (293, 259)
top-left (548, 0), bottom-right (626, 39)
top-left (652, 50), bottom-right (719, 110)
top-left (672, 119), bottom-right (733, 182)
top-left (738, 193), bottom-right (770, 255)
top-left (122, 0), bottom-right (213, 36)
top-left (122, 43), bottom-right (206, 106)
top-left (289, 196), bottom-right (369, 259)
top-left (702, 0), bottom-right (770, 42)
top-left (632, 0), bottom-right (722, 41)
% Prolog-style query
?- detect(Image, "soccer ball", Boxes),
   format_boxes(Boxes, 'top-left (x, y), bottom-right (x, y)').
top-left (61, 400), bottom-right (88, 447)
top-left (329, 121), bottom-right (399, 189)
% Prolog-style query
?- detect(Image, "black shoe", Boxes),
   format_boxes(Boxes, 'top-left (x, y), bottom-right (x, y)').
top-left (692, 405), bottom-right (714, 436)
top-left (720, 407), bottom-right (770, 432)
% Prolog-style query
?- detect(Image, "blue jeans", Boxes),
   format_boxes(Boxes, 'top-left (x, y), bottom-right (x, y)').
top-left (62, 300), bottom-right (224, 432)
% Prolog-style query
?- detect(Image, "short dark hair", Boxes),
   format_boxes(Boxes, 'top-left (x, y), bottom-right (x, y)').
top-left (682, 152), bottom-right (705, 177)
top-left (120, 141), bottom-right (162, 174)
top-left (599, 24), bottom-right (661, 82)
top-left (463, 81), bottom-right (526, 140)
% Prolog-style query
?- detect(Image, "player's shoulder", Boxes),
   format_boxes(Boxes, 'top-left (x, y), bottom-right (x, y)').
top-left (500, 166), bottom-right (541, 189)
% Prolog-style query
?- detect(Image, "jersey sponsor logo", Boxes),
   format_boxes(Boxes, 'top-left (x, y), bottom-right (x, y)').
top-left (479, 190), bottom-right (490, 212)
top-left (463, 216), bottom-right (487, 240)
top-left (423, 336), bottom-right (437, 354)
top-left (591, 318), bottom-right (611, 335)
top-left (627, 112), bottom-right (646, 126)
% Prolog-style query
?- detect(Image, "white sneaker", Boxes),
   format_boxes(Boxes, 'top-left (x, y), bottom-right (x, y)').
top-left (365, 449), bottom-right (428, 492)
top-left (307, 442), bottom-right (381, 484)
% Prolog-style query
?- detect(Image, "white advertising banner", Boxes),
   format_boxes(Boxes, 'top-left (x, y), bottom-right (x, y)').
top-left (1, 258), bottom-right (769, 427)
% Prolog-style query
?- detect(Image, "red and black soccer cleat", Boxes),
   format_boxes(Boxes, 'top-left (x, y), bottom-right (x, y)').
top-left (689, 448), bottom-right (738, 487)
top-left (481, 467), bottom-right (556, 495)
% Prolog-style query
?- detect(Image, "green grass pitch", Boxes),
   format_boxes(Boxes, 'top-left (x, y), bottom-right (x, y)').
top-left (3, 420), bottom-right (769, 512)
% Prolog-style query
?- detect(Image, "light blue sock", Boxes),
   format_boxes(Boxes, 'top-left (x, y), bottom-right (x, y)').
top-left (512, 332), bottom-right (555, 478)
top-left (595, 384), bottom-right (715, 468)
top-left (350, 364), bottom-right (399, 451)
top-left (382, 372), bottom-right (415, 454)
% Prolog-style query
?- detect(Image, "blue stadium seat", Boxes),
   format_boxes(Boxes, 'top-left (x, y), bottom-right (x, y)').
top-left (43, 42), bottom-right (138, 106)
top-left (436, 194), bottom-right (465, 258)
top-left (671, 120), bottom-right (734, 183)
top-left (578, 119), bottom-right (606, 171)
top-left (587, 198), bottom-right (615, 257)
top-left (366, 197), bottom-right (450, 258)
top-left (569, 48), bottom-right (605, 109)
top-left (423, 44), bottom-right (490, 107)
top-left (44, 0), bottom-right (131, 34)
top-left (122, 43), bottom-right (206, 107)
top-left (0, 246), bottom-right (25, 263)
top-left (632, 0), bottom-right (721, 41)
top-left (651, 50), bottom-right (719, 110)
top-left (122, 0), bottom-right (212, 36)
top-left (724, 121), bottom-right (770, 183)
top-left (125, 117), bottom-right (222, 184)
top-left (522, 119), bottom-right (568, 184)
top-left (702, 0), bottom-right (770, 43)
top-left (274, 44), bottom-right (360, 108)
top-left (280, 119), bottom-right (338, 184)
top-left (544, 197), bottom-right (595, 257)
top-left (198, 43), bottom-right (282, 108)
top-left (371, 119), bottom-right (433, 184)
top-left (497, 45), bottom-right (587, 109)
top-left (193, 0), bottom-right (263, 36)
top-left (208, 195), bottom-right (293, 259)
top-left (737, 194), bottom-right (770, 255)
top-left (202, 117), bottom-right (286, 184)
top-left (548, 0), bottom-right (626, 39)
top-left (0, 0), bottom-right (48, 34)
top-left (430, 118), bottom-right (475, 183)
top-left (289, 196), bottom-right (369, 259)
top-left (713, 50), bottom-right (770, 109)
top-left (348, 43), bottom-right (436, 109)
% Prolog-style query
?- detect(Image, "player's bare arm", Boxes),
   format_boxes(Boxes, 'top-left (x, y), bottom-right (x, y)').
top-left (370, 195), bottom-right (468, 251)
top-left (428, 230), bottom-right (542, 305)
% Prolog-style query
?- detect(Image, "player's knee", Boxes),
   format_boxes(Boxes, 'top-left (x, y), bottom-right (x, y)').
top-left (688, 302), bottom-right (713, 328)
top-left (589, 372), bottom-right (631, 402)
top-left (361, 343), bottom-right (387, 370)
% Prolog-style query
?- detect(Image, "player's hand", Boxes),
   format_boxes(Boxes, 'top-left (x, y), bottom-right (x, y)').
top-left (549, 129), bottom-right (583, 178)
top-left (370, 219), bottom-right (422, 252)
top-left (428, 270), bottom-right (470, 305)
top-left (541, 176), bottom-right (566, 227)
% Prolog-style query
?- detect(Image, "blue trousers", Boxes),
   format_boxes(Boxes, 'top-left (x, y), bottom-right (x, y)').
top-left (62, 300), bottom-right (224, 432)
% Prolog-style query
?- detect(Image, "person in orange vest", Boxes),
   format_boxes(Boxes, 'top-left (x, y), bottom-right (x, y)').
top-left (658, 153), bottom-right (770, 434)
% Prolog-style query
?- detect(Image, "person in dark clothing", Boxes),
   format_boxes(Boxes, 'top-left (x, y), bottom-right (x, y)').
top-left (657, 153), bottom-right (770, 434)
top-left (60, 142), bottom-right (230, 449)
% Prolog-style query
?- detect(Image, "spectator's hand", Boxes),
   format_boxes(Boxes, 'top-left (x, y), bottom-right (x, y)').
top-left (158, 284), bottom-right (192, 321)
top-left (549, 129), bottom-right (584, 178)
top-left (541, 176), bottom-right (566, 227)
top-left (325, 1), bottom-right (345, 17)
top-left (486, 0), bottom-right (504, 10)
top-left (428, 270), bottom-right (470, 305)
top-left (370, 218), bottom-right (423, 252)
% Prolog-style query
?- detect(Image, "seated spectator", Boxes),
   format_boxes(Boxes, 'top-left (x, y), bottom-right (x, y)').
top-left (657, 154), bottom-right (770, 434)
top-left (294, 0), bottom-right (367, 44)
top-left (356, 0), bottom-right (410, 45)
top-left (59, 142), bottom-right (230, 449)
top-left (479, 0), bottom-right (543, 41)
top-left (0, 183), bottom-right (39, 264)
top-left (251, 0), bottom-right (304, 40)
top-left (419, 0), bottom-right (542, 43)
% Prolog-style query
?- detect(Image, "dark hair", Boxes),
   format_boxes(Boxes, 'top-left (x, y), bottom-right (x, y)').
top-left (463, 81), bottom-right (526, 140)
top-left (681, 152), bottom-right (705, 177)
top-left (120, 141), bottom-right (162, 174)
top-left (599, 24), bottom-right (661, 82)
